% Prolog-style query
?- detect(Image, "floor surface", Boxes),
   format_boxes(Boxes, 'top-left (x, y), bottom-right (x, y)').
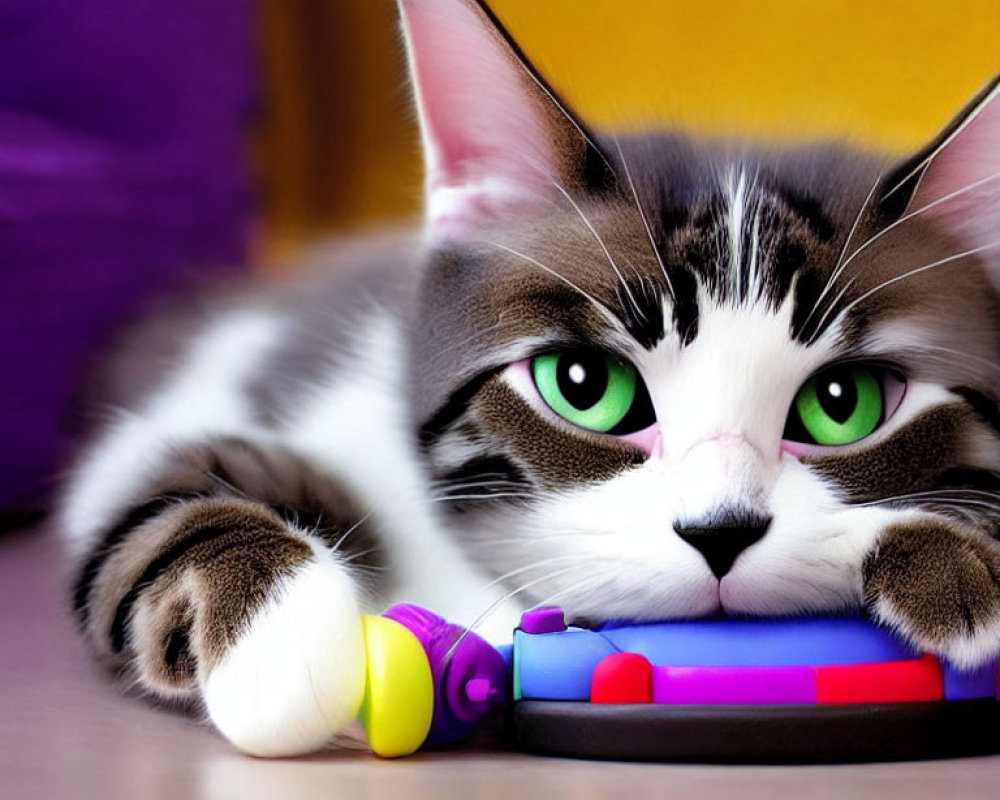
top-left (3, 527), bottom-right (1000, 799)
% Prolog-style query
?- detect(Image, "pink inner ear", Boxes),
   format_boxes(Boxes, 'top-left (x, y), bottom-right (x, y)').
top-left (909, 84), bottom-right (1000, 267)
top-left (400, 0), bottom-right (561, 238)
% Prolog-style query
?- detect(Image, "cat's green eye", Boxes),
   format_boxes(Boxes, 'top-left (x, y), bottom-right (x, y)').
top-left (785, 365), bottom-right (885, 446)
top-left (531, 351), bottom-right (653, 434)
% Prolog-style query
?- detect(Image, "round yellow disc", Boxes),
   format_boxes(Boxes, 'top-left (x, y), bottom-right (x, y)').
top-left (359, 615), bottom-right (434, 758)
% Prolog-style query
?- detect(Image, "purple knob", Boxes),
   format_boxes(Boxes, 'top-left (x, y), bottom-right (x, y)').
top-left (519, 606), bottom-right (566, 634)
top-left (464, 677), bottom-right (498, 704)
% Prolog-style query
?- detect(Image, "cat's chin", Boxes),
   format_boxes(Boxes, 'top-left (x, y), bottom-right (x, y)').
top-left (717, 570), bottom-right (857, 618)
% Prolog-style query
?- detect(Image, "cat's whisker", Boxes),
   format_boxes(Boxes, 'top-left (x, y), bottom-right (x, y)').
top-left (807, 275), bottom-right (859, 345)
top-left (445, 563), bottom-right (587, 657)
top-left (831, 170), bottom-right (1000, 288)
top-left (476, 534), bottom-right (609, 549)
top-left (801, 171), bottom-right (884, 333)
top-left (531, 572), bottom-right (604, 611)
top-left (330, 511), bottom-right (373, 555)
top-left (856, 489), bottom-right (1000, 509)
top-left (339, 546), bottom-right (381, 565)
top-left (424, 320), bottom-right (508, 360)
top-left (805, 171), bottom-right (1000, 341)
top-left (504, 53), bottom-right (615, 177)
top-left (906, 344), bottom-right (1000, 377)
top-left (431, 475), bottom-right (529, 490)
top-left (831, 238), bottom-right (1000, 324)
top-left (431, 492), bottom-right (536, 503)
top-left (483, 239), bottom-right (616, 321)
top-left (611, 135), bottom-right (674, 299)
top-left (551, 181), bottom-right (646, 323)
top-left (472, 554), bottom-right (592, 597)
top-left (431, 481), bottom-right (528, 496)
top-left (205, 470), bottom-right (251, 499)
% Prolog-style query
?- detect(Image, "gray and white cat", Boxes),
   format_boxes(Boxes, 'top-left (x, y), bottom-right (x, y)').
top-left (59, 0), bottom-right (1000, 757)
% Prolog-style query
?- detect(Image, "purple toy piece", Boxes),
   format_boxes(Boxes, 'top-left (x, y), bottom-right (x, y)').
top-left (519, 606), bottom-right (567, 634)
top-left (383, 603), bottom-right (506, 746)
top-left (653, 664), bottom-right (817, 705)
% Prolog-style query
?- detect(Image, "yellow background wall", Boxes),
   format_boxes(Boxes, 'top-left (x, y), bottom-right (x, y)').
top-left (259, 0), bottom-right (1000, 261)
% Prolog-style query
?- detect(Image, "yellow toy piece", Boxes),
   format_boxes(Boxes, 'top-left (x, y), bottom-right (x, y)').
top-left (359, 614), bottom-right (435, 757)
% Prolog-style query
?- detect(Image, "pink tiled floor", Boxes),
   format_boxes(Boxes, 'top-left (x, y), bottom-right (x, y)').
top-left (3, 527), bottom-right (1000, 799)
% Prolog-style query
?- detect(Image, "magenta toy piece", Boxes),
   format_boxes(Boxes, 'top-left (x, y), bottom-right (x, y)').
top-left (382, 603), bottom-right (506, 746)
top-left (651, 664), bottom-right (817, 705)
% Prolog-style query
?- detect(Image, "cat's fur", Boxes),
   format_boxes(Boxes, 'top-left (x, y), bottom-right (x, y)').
top-left (59, 0), bottom-right (1000, 757)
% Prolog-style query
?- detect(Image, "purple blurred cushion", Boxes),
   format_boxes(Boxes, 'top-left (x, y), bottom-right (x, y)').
top-left (0, 1), bottom-right (255, 509)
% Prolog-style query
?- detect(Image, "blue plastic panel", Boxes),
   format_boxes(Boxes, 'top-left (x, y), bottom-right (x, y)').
top-left (516, 628), bottom-right (618, 700)
top-left (599, 617), bottom-right (919, 667)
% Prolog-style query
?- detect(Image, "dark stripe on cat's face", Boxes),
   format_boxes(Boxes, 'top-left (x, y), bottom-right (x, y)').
top-left (950, 386), bottom-right (1000, 435)
top-left (424, 376), bottom-right (643, 508)
top-left (435, 454), bottom-right (532, 513)
top-left (615, 278), bottom-right (666, 350)
top-left (418, 369), bottom-right (503, 450)
top-left (806, 404), bottom-right (974, 504)
top-left (665, 265), bottom-right (699, 345)
top-left (658, 182), bottom-right (843, 345)
top-left (471, 379), bottom-right (644, 488)
top-left (773, 185), bottom-right (837, 243)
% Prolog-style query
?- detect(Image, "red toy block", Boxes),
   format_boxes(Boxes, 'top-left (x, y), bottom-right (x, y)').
top-left (815, 655), bottom-right (944, 704)
top-left (591, 652), bottom-right (653, 704)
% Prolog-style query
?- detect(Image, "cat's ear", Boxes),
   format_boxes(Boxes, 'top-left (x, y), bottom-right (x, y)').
top-left (882, 76), bottom-right (1000, 278)
top-left (398, 0), bottom-right (605, 240)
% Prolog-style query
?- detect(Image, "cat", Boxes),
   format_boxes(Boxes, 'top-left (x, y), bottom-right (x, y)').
top-left (58, 0), bottom-right (1000, 757)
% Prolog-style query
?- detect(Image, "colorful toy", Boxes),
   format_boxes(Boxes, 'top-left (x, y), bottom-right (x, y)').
top-left (510, 607), bottom-right (1000, 761)
top-left (359, 604), bottom-right (506, 757)
top-left (360, 604), bottom-right (1000, 761)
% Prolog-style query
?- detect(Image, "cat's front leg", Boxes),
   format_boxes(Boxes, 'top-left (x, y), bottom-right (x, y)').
top-left (864, 518), bottom-right (1000, 668)
top-left (72, 441), bottom-right (377, 756)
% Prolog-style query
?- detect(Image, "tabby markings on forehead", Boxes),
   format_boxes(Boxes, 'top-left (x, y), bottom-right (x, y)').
top-left (657, 174), bottom-right (837, 346)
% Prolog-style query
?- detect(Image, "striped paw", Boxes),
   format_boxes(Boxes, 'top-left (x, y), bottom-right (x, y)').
top-left (864, 519), bottom-right (1000, 669)
top-left (80, 496), bottom-right (369, 756)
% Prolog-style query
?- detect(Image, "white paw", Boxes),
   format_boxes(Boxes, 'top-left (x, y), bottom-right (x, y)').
top-left (202, 556), bottom-right (366, 757)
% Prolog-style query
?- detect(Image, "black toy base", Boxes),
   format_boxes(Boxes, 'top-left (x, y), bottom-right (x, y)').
top-left (513, 700), bottom-right (1000, 763)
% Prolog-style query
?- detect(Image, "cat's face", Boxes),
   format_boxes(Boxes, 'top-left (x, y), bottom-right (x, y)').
top-left (402, 0), bottom-right (1000, 623)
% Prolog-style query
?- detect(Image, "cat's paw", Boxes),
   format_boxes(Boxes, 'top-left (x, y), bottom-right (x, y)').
top-left (864, 519), bottom-right (1000, 669)
top-left (201, 556), bottom-right (367, 757)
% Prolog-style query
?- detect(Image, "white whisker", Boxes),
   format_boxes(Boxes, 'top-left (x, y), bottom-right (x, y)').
top-left (551, 182), bottom-right (646, 322)
top-left (446, 563), bottom-right (586, 656)
top-left (483, 240), bottom-right (616, 321)
top-left (330, 512), bottom-right (372, 554)
top-left (612, 135), bottom-right (674, 298)
top-left (801, 171), bottom-right (883, 334)
top-left (834, 171), bottom-right (1000, 287)
top-left (832, 238), bottom-right (1000, 324)
top-left (806, 171), bottom-right (1000, 341)
top-left (432, 492), bottom-right (536, 503)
